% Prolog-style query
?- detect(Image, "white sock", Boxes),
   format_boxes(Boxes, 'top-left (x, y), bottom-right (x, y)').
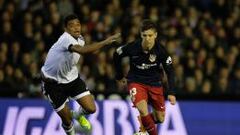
top-left (62, 122), bottom-right (75, 135)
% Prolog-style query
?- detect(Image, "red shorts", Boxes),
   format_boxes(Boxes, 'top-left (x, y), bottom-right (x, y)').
top-left (128, 82), bottom-right (165, 111)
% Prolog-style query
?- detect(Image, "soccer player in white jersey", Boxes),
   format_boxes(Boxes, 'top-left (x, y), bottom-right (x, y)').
top-left (41, 14), bottom-right (120, 135)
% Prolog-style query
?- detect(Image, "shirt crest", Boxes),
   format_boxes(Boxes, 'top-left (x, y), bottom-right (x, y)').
top-left (149, 54), bottom-right (156, 62)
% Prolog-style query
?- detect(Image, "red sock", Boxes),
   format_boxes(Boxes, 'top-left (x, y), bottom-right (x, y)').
top-left (141, 114), bottom-right (158, 135)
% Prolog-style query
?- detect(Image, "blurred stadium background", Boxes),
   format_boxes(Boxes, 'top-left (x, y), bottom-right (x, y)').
top-left (0, 0), bottom-right (239, 135)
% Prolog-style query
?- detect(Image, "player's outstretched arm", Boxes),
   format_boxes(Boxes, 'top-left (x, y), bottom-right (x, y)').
top-left (70, 33), bottom-right (121, 54)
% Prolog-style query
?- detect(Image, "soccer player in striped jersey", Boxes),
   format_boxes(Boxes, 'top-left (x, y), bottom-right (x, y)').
top-left (113, 20), bottom-right (176, 135)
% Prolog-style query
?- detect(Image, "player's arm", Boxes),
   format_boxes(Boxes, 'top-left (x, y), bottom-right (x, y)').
top-left (160, 45), bottom-right (176, 105)
top-left (69, 33), bottom-right (121, 54)
top-left (113, 44), bottom-right (130, 81)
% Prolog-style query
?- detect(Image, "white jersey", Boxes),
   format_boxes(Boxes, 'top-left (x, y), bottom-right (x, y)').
top-left (41, 32), bottom-right (85, 83)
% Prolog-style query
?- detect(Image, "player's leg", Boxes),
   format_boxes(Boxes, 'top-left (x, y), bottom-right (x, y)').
top-left (135, 100), bottom-right (152, 135)
top-left (75, 93), bottom-right (96, 115)
top-left (74, 93), bottom-right (96, 131)
top-left (152, 109), bottom-right (165, 123)
top-left (128, 82), bottom-right (157, 135)
top-left (128, 83), bottom-right (147, 134)
top-left (149, 86), bottom-right (166, 124)
top-left (58, 105), bottom-right (75, 135)
top-left (70, 77), bottom-right (96, 114)
top-left (69, 77), bottom-right (96, 131)
top-left (41, 82), bottom-right (75, 135)
top-left (137, 115), bottom-right (146, 132)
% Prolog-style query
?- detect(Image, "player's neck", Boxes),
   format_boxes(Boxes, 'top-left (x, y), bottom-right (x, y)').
top-left (66, 31), bottom-right (79, 40)
top-left (142, 43), bottom-right (154, 52)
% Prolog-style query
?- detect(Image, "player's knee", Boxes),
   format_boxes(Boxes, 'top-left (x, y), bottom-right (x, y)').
top-left (157, 117), bottom-right (165, 123)
top-left (138, 109), bottom-right (148, 116)
top-left (156, 113), bottom-right (165, 123)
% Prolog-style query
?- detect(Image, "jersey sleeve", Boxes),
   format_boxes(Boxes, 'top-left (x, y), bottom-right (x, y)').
top-left (62, 34), bottom-right (84, 51)
top-left (159, 45), bottom-right (176, 95)
top-left (113, 44), bottom-right (130, 80)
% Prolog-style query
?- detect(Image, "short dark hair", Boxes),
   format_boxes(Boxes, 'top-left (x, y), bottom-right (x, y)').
top-left (64, 14), bottom-right (79, 27)
top-left (140, 19), bottom-right (157, 32)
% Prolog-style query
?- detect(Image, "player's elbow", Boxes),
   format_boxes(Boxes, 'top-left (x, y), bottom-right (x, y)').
top-left (77, 49), bottom-right (88, 54)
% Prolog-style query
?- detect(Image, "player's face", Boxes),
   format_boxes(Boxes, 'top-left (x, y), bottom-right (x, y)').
top-left (141, 29), bottom-right (157, 50)
top-left (65, 19), bottom-right (81, 38)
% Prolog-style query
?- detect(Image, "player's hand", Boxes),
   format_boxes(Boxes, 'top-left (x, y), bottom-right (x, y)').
top-left (103, 33), bottom-right (121, 45)
top-left (168, 95), bottom-right (176, 105)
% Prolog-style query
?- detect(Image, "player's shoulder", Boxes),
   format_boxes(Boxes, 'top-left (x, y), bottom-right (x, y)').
top-left (60, 32), bottom-right (69, 38)
top-left (130, 39), bottom-right (141, 45)
top-left (115, 39), bottom-right (140, 55)
top-left (60, 32), bottom-right (78, 41)
top-left (117, 40), bottom-right (134, 49)
top-left (155, 40), bottom-right (167, 52)
top-left (154, 41), bottom-right (169, 58)
top-left (124, 39), bottom-right (141, 49)
top-left (56, 32), bottom-right (70, 43)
